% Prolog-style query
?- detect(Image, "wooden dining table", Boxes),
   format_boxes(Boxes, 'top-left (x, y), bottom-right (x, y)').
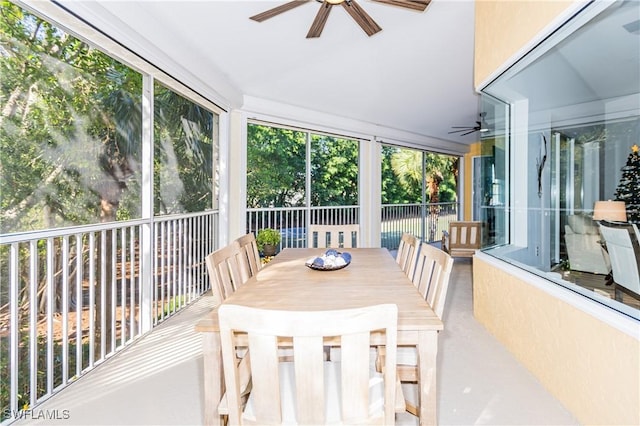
top-left (195, 247), bottom-right (444, 425)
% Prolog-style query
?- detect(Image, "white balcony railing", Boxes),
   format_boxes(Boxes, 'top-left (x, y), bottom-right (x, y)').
top-left (0, 211), bottom-right (218, 422)
top-left (246, 202), bottom-right (458, 251)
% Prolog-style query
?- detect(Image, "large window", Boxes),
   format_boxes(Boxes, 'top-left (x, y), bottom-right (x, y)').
top-left (154, 82), bottom-right (216, 215)
top-left (247, 123), bottom-right (358, 209)
top-left (246, 122), bottom-right (359, 245)
top-left (480, 0), bottom-right (640, 319)
top-left (380, 145), bottom-right (459, 246)
top-left (0, 4), bottom-right (220, 418)
top-left (0, 3), bottom-right (142, 232)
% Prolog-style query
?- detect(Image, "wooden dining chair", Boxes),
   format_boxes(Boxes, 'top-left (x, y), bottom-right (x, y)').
top-left (395, 233), bottom-right (420, 281)
top-left (308, 224), bottom-right (359, 249)
top-left (236, 232), bottom-right (262, 277)
top-left (205, 241), bottom-right (250, 305)
top-left (412, 242), bottom-right (454, 318)
top-left (379, 242), bottom-right (453, 416)
top-left (218, 303), bottom-right (399, 425)
top-left (441, 220), bottom-right (482, 258)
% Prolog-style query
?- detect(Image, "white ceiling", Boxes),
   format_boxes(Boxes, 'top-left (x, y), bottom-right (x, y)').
top-left (55, 0), bottom-right (480, 150)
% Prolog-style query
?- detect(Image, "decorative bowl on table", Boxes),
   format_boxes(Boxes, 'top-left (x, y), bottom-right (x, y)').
top-left (305, 249), bottom-right (352, 271)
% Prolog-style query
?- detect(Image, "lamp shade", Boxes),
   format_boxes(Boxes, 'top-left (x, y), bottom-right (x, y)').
top-left (593, 200), bottom-right (627, 222)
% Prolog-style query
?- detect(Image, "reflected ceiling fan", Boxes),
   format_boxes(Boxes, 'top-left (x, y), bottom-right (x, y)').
top-left (448, 112), bottom-right (490, 137)
top-left (250, 0), bottom-right (431, 38)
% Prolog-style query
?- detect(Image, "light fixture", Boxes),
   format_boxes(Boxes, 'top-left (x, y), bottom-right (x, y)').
top-left (593, 200), bottom-right (627, 222)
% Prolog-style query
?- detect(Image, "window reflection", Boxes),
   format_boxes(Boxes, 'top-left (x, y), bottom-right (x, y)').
top-left (154, 82), bottom-right (215, 215)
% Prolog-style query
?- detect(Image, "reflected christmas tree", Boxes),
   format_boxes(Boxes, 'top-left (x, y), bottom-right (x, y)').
top-left (614, 144), bottom-right (640, 224)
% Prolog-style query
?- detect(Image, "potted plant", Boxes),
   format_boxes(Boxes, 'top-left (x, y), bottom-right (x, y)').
top-left (256, 228), bottom-right (281, 256)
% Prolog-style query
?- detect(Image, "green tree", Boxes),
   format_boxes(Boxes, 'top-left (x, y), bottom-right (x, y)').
top-left (246, 124), bottom-right (306, 208)
top-left (387, 147), bottom-right (458, 204)
top-left (154, 83), bottom-right (214, 214)
top-left (310, 134), bottom-right (358, 206)
top-left (0, 2), bottom-right (142, 231)
top-left (381, 146), bottom-right (417, 204)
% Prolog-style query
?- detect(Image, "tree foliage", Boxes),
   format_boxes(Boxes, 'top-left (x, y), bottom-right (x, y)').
top-left (310, 134), bottom-right (358, 206)
top-left (381, 145), bottom-right (458, 205)
top-left (0, 2), bottom-right (142, 232)
top-left (246, 124), bottom-right (306, 208)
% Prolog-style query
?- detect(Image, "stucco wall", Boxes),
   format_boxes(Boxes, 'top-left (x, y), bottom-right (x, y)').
top-left (474, 255), bottom-right (640, 425)
top-left (473, 2), bottom-right (640, 423)
top-left (463, 142), bottom-right (481, 221)
top-left (474, 0), bottom-right (576, 88)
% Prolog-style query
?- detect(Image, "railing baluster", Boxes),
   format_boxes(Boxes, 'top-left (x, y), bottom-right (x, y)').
top-left (61, 235), bottom-right (70, 386)
top-left (88, 233), bottom-right (95, 368)
top-left (75, 233), bottom-right (83, 377)
top-left (129, 226), bottom-right (136, 337)
top-left (29, 240), bottom-right (38, 406)
top-left (9, 243), bottom-right (19, 413)
top-left (120, 228), bottom-right (126, 346)
top-left (111, 229), bottom-right (117, 352)
top-left (46, 237), bottom-right (54, 394)
top-left (160, 221), bottom-right (166, 321)
top-left (100, 230), bottom-right (107, 361)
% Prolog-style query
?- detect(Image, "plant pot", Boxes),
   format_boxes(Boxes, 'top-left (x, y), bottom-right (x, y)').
top-left (262, 244), bottom-right (277, 257)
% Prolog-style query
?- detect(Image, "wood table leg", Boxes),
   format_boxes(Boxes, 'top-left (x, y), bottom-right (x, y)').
top-left (417, 330), bottom-right (438, 425)
top-left (202, 332), bottom-right (223, 426)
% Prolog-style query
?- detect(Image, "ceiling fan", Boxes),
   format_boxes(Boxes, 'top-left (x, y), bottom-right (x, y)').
top-left (448, 113), bottom-right (490, 137)
top-left (249, 0), bottom-right (431, 38)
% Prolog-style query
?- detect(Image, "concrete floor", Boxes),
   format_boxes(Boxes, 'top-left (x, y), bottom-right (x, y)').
top-left (20, 257), bottom-right (579, 425)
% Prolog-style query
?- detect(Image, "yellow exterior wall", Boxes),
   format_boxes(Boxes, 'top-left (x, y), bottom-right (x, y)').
top-left (463, 142), bottom-right (481, 221)
top-left (474, 0), bottom-right (576, 88)
top-left (474, 257), bottom-right (640, 425)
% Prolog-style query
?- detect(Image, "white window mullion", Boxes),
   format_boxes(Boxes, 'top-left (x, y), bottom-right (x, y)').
top-left (305, 132), bottom-right (312, 244)
top-left (139, 75), bottom-right (154, 332)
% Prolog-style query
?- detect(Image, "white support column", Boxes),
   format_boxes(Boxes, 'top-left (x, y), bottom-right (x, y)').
top-left (139, 75), bottom-right (154, 332)
top-left (223, 110), bottom-right (243, 244)
top-left (360, 139), bottom-right (382, 247)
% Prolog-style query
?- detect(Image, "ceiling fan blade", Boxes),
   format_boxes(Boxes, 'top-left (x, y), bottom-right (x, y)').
top-left (460, 129), bottom-right (479, 136)
top-left (450, 126), bottom-right (475, 129)
top-left (342, 0), bottom-right (382, 36)
top-left (250, 0), bottom-right (309, 22)
top-left (307, 2), bottom-right (333, 38)
top-left (370, 0), bottom-right (431, 12)
top-left (448, 128), bottom-right (475, 134)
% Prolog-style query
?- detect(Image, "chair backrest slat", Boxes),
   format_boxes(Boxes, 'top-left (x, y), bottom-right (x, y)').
top-left (219, 303), bottom-right (398, 425)
top-left (205, 241), bottom-right (248, 305)
top-left (396, 233), bottom-right (420, 281)
top-left (236, 232), bottom-right (262, 277)
top-left (309, 224), bottom-right (360, 248)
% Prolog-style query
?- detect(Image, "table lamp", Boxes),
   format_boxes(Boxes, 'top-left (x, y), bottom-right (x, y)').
top-left (593, 200), bottom-right (627, 222)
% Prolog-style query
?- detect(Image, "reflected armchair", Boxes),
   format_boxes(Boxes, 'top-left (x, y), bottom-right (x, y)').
top-left (597, 221), bottom-right (640, 300)
top-left (564, 214), bottom-right (610, 275)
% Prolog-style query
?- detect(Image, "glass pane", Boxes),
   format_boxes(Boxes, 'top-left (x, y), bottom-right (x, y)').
top-left (380, 145), bottom-right (459, 247)
top-left (0, 4), bottom-right (142, 233)
top-left (480, 0), bottom-right (640, 318)
top-left (479, 95), bottom-right (509, 248)
top-left (381, 146), bottom-right (423, 205)
top-left (154, 82), bottom-right (214, 214)
top-left (246, 124), bottom-right (306, 208)
top-left (310, 134), bottom-right (358, 207)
